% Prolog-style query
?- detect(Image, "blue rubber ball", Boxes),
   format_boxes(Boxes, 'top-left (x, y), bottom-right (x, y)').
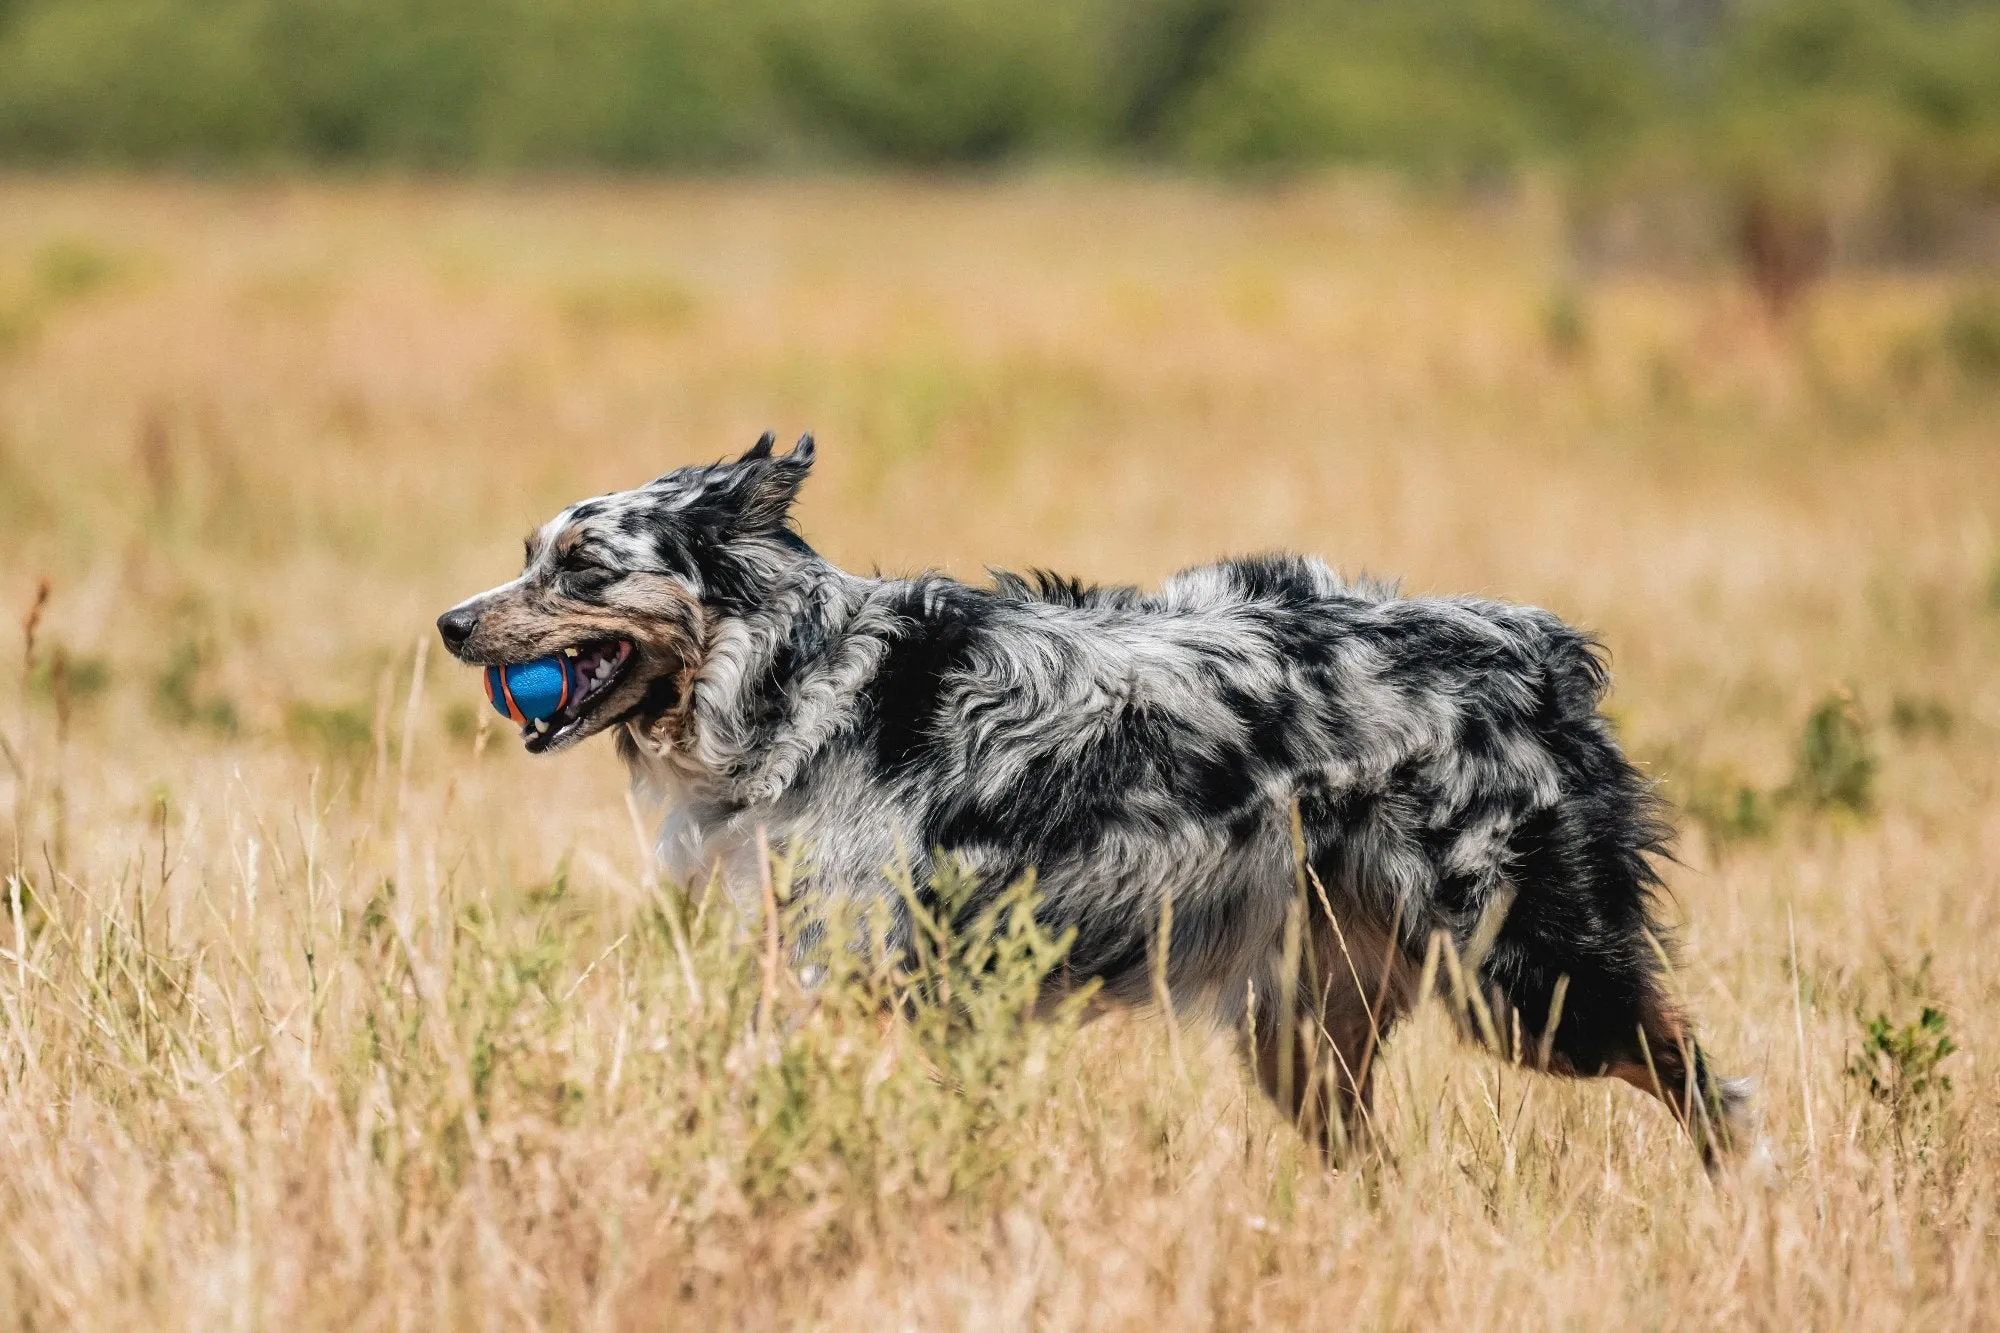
top-left (484, 656), bottom-right (572, 723)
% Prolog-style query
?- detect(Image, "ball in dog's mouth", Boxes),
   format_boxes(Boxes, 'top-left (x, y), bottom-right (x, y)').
top-left (506, 639), bottom-right (634, 753)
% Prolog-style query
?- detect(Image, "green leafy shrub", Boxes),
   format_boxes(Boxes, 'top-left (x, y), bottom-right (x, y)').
top-left (286, 700), bottom-right (375, 765)
top-left (1848, 1004), bottom-right (1956, 1148)
top-left (1683, 768), bottom-right (1777, 846)
top-left (722, 859), bottom-right (1091, 1204)
top-left (0, 238), bottom-right (127, 358)
top-left (1888, 693), bottom-right (1952, 740)
top-left (391, 852), bottom-right (1091, 1222)
top-left (440, 699), bottom-right (482, 746)
top-left (1782, 691), bottom-right (1876, 816)
top-left (33, 239), bottom-right (120, 300)
top-left (1542, 287), bottom-right (1588, 361)
top-left (1942, 290), bottom-right (2000, 384)
top-left (28, 649), bottom-right (111, 705)
top-left (1670, 690), bottom-right (1886, 845)
top-left (153, 639), bottom-right (239, 735)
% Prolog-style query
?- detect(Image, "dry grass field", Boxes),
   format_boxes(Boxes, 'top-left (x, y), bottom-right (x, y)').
top-left (0, 176), bottom-right (1996, 1329)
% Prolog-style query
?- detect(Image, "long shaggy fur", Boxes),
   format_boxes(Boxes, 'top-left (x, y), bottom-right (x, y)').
top-left (439, 433), bottom-right (1750, 1169)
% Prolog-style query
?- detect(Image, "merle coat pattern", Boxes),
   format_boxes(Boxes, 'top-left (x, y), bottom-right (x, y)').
top-left (437, 433), bottom-right (1749, 1168)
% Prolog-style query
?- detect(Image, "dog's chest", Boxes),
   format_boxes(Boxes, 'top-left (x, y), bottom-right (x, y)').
top-left (656, 800), bottom-right (772, 887)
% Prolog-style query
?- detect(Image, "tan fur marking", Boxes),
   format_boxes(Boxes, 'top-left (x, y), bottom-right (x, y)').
top-left (456, 570), bottom-right (707, 751)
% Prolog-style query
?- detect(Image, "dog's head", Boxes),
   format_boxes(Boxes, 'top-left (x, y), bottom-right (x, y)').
top-left (436, 432), bottom-right (816, 754)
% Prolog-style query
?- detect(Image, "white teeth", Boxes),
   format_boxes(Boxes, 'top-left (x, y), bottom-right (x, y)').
top-left (564, 647), bottom-right (578, 658)
top-left (533, 719), bottom-right (548, 734)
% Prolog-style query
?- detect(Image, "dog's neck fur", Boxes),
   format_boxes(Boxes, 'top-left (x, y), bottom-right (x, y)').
top-left (621, 538), bottom-right (887, 821)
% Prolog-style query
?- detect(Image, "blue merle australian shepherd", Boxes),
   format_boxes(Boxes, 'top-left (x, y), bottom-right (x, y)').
top-left (438, 433), bottom-right (1749, 1170)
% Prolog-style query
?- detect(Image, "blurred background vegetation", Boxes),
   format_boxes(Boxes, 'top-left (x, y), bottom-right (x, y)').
top-left (0, 0), bottom-right (1997, 269)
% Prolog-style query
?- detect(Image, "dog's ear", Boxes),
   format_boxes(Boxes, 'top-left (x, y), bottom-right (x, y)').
top-left (712, 432), bottom-right (815, 529)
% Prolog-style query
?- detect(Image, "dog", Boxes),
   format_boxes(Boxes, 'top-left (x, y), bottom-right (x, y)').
top-left (437, 432), bottom-right (1749, 1169)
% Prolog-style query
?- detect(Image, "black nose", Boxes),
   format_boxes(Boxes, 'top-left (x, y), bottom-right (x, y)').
top-left (436, 606), bottom-right (479, 653)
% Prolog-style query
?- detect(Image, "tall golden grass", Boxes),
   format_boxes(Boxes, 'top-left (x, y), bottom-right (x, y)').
top-left (0, 176), bottom-right (1995, 1328)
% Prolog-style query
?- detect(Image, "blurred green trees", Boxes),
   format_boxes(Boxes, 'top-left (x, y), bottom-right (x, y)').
top-left (1, 0), bottom-right (1997, 231)
top-left (1177, 0), bottom-right (1662, 173)
top-left (0, 0), bottom-right (770, 165)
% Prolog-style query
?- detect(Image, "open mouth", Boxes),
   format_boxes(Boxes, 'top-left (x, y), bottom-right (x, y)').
top-left (517, 639), bottom-right (634, 753)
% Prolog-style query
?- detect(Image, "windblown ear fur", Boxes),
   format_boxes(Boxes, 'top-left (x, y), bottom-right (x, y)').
top-left (715, 431), bottom-right (815, 529)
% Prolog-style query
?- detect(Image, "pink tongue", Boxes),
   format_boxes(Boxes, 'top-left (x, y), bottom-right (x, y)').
top-left (565, 645), bottom-right (619, 698)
